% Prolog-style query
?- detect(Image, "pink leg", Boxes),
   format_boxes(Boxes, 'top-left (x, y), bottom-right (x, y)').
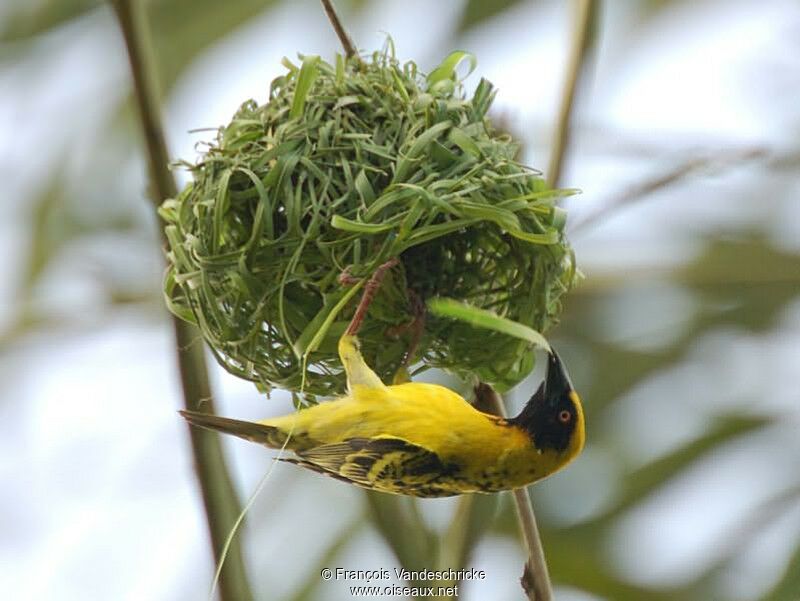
top-left (344, 258), bottom-right (400, 336)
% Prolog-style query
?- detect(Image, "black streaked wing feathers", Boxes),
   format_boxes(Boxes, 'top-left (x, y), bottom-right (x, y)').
top-left (294, 437), bottom-right (460, 497)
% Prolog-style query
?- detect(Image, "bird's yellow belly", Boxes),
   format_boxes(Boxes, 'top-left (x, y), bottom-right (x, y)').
top-left (267, 382), bottom-right (558, 494)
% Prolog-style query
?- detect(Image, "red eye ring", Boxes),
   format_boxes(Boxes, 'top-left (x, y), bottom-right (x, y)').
top-left (558, 410), bottom-right (572, 423)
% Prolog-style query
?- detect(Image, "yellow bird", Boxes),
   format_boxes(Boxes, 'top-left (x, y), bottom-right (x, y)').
top-left (181, 334), bottom-right (585, 498)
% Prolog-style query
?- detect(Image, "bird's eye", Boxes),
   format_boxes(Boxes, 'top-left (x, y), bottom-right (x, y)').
top-left (558, 410), bottom-right (572, 424)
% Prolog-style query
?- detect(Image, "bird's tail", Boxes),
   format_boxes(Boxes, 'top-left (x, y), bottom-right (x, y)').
top-left (180, 410), bottom-right (294, 449)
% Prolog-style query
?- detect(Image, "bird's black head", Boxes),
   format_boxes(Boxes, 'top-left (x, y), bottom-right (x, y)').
top-left (509, 348), bottom-right (584, 454)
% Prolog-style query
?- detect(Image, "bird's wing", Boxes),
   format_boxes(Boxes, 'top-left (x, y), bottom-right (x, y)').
top-left (338, 334), bottom-right (386, 397)
top-left (295, 436), bottom-right (461, 496)
top-left (279, 457), bottom-right (360, 485)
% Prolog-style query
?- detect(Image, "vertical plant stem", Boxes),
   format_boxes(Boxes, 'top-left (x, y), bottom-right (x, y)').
top-left (512, 487), bottom-right (551, 601)
top-left (547, 0), bottom-right (598, 188)
top-left (531, 3), bottom-right (597, 591)
top-left (476, 383), bottom-right (551, 601)
top-left (320, 0), bottom-right (358, 58)
top-left (110, 2), bottom-right (254, 600)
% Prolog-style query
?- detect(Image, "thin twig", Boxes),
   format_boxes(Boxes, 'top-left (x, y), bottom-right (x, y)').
top-left (109, 2), bottom-right (254, 600)
top-left (320, 0), bottom-right (357, 58)
top-left (570, 147), bottom-right (767, 233)
top-left (475, 383), bottom-right (552, 601)
top-left (547, 0), bottom-right (598, 188)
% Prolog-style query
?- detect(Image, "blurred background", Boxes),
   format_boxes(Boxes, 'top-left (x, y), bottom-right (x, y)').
top-left (2, 0), bottom-right (799, 599)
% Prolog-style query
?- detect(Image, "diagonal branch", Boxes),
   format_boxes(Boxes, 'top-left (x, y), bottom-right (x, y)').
top-left (109, 2), bottom-right (254, 600)
top-left (320, 0), bottom-right (358, 58)
top-left (570, 148), bottom-right (766, 233)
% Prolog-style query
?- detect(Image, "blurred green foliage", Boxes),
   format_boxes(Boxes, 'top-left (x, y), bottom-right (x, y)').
top-left (2, 1), bottom-right (799, 600)
top-left (458, 0), bottom-right (527, 31)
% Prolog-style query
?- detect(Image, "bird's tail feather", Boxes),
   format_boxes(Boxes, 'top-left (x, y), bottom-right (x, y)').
top-left (180, 410), bottom-right (291, 449)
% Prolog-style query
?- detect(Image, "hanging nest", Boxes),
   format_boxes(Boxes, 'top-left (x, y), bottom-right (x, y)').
top-left (160, 47), bottom-right (578, 401)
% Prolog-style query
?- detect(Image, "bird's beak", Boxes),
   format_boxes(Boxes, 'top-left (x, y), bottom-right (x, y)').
top-left (544, 348), bottom-right (574, 404)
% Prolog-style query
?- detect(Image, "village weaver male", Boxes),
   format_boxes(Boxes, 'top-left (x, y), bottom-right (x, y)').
top-left (180, 333), bottom-right (584, 498)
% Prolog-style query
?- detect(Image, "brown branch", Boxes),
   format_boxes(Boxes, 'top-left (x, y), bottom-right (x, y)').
top-left (109, 2), bottom-right (254, 600)
top-left (547, 0), bottom-right (598, 188)
top-left (320, 0), bottom-right (357, 58)
top-left (475, 383), bottom-right (553, 601)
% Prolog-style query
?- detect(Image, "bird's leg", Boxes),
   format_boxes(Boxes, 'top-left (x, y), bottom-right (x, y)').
top-left (402, 288), bottom-right (425, 366)
top-left (387, 289), bottom-right (426, 383)
top-left (338, 258), bottom-right (399, 392)
top-left (344, 257), bottom-right (399, 336)
top-left (337, 266), bottom-right (360, 287)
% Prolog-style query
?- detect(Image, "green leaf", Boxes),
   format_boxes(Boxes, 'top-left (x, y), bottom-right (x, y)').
top-left (330, 215), bottom-right (396, 234)
top-left (753, 509), bottom-right (800, 601)
top-left (448, 127), bottom-right (482, 158)
top-left (393, 121), bottom-right (452, 183)
top-left (354, 169), bottom-right (376, 205)
top-left (506, 228), bottom-right (559, 245)
top-left (457, 0), bottom-right (527, 32)
top-left (602, 414), bottom-right (774, 523)
top-left (679, 233), bottom-right (800, 332)
top-left (290, 55), bottom-right (320, 119)
top-left (293, 280), bottom-right (364, 360)
top-left (455, 201), bottom-right (520, 231)
top-left (0, 0), bottom-right (100, 42)
top-left (146, 0), bottom-right (280, 92)
top-left (551, 206), bottom-right (568, 230)
top-left (427, 298), bottom-right (551, 351)
top-left (427, 50), bottom-right (477, 92)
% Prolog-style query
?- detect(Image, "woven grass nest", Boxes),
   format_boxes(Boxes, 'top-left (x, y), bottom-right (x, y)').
top-left (160, 47), bottom-right (578, 401)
